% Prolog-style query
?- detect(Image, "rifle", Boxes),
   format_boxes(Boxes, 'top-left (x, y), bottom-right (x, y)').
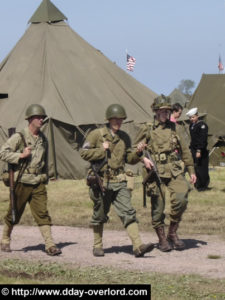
top-left (8, 127), bottom-right (16, 224)
top-left (142, 150), bottom-right (165, 207)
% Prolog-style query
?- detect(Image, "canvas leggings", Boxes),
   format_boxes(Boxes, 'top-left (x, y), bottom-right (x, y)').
top-left (4, 182), bottom-right (52, 227)
top-left (148, 174), bottom-right (189, 228)
top-left (89, 181), bottom-right (137, 227)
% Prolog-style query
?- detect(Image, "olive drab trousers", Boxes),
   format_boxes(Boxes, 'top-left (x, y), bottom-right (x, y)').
top-left (89, 181), bottom-right (138, 227)
top-left (4, 183), bottom-right (52, 227)
top-left (148, 174), bottom-right (189, 228)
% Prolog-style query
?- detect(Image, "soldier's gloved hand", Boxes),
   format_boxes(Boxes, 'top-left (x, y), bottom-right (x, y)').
top-left (142, 157), bottom-right (154, 170)
top-left (20, 146), bottom-right (32, 159)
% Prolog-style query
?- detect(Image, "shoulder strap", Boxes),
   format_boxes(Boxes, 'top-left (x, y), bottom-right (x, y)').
top-left (146, 122), bottom-right (153, 143)
top-left (17, 132), bottom-right (27, 148)
top-left (99, 127), bottom-right (106, 142)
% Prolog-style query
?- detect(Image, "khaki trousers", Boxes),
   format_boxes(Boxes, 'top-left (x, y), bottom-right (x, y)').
top-left (4, 182), bottom-right (52, 226)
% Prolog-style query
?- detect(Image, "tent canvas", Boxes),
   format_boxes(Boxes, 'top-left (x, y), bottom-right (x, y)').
top-left (188, 74), bottom-right (225, 139)
top-left (169, 88), bottom-right (189, 107)
top-left (188, 73), bottom-right (225, 166)
top-left (0, 0), bottom-right (157, 179)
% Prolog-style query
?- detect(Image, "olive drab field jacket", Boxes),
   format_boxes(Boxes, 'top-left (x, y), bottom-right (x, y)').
top-left (134, 120), bottom-right (195, 178)
top-left (0, 127), bottom-right (48, 185)
top-left (80, 125), bottom-right (142, 180)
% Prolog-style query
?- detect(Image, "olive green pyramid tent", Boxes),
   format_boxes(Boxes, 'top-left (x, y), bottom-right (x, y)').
top-left (169, 89), bottom-right (189, 107)
top-left (0, 0), bottom-right (157, 179)
top-left (188, 74), bottom-right (225, 166)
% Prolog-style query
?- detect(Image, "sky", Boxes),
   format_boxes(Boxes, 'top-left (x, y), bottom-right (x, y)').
top-left (1, 0), bottom-right (225, 96)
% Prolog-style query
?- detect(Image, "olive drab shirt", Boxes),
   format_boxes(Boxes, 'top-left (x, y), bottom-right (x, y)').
top-left (80, 125), bottom-right (141, 178)
top-left (134, 120), bottom-right (195, 178)
top-left (0, 127), bottom-right (48, 185)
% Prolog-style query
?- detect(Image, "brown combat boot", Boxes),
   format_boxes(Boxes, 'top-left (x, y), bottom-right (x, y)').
top-left (167, 222), bottom-right (185, 250)
top-left (46, 246), bottom-right (62, 256)
top-left (93, 248), bottom-right (105, 257)
top-left (155, 226), bottom-right (172, 252)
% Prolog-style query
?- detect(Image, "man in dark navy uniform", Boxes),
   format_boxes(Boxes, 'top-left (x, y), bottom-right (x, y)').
top-left (186, 107), bottom-right (210, 191)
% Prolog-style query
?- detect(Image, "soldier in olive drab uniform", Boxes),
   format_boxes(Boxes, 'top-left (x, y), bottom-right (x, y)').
top-left (134, 95), bottom-right (196, 252)
top-left (186, 107), bottom-right (210, 191)
top-left (80, 104), bottom-right (154, 257)
top-left (0, 104), bottom-right (61, 256)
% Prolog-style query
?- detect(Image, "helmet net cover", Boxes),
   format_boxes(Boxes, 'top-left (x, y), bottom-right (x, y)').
top-left (151, 94), bottom-right (172, 110)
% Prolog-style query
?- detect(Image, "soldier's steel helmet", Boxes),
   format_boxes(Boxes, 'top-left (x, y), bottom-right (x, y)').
top-left (151, 94), bottom-right (172, 111)
top-left (105, 104), bottom-right (127, 120)
top-left (25, 104), bottom-right (47, 120)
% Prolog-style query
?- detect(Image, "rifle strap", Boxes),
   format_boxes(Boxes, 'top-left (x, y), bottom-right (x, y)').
top-left (14, 132), bottom-right (29, 189)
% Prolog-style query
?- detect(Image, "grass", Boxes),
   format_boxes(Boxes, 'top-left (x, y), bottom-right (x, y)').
top-left (0, 259), bottom-right (225, 299)
top-left (0, 167), bottom-right (225, 299)
top-left (1, 167), bottom-right (224, 235)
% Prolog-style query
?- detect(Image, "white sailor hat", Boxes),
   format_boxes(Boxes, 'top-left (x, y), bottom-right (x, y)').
top-left (186, 107), bottom-right (198, 117)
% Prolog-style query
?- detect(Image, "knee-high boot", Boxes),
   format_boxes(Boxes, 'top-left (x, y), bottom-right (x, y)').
top-left (155, 226), bottom-right (172, 252)
top-left (167, 222), bottom-right (185, 250)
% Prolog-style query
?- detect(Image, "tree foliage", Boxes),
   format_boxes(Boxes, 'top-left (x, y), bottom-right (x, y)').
top-left (178, 79), bottom-right (195, 95)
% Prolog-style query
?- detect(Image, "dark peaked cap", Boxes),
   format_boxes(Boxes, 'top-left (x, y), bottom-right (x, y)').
top-left (28, 0), bottom-right (67, 23)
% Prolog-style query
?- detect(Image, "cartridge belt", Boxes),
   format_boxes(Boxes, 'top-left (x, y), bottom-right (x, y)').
top-left (24, 168), bottom-right (42, 175)
top-left (154, 152), bottom-right (179, 163)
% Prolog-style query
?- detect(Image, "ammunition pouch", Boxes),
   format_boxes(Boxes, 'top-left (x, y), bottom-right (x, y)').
top-left (154, 153), bottom-right (167, 163)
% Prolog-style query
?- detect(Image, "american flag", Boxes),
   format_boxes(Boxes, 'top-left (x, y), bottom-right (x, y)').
top-left (126, 54), bottom-right (136, 72)
top-left (218, 55), bottom-right (224, 72)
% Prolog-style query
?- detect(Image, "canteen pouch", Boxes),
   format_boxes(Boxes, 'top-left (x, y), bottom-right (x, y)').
top-left (125, 169), bottom-right (134, 191)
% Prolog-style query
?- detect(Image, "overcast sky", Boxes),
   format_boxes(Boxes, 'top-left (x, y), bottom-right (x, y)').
top-left (1, 0), bottom-right (225, 95)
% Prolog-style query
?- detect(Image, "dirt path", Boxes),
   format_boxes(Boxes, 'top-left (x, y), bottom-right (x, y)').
top-left (0, 225), bottom-right (225, 279)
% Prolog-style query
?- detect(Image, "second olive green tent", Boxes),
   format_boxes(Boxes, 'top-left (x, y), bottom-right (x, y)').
top-left (188, 73), bottom-right (225, 166)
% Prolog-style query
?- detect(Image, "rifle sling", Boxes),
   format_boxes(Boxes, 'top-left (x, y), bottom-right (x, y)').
top-left (14, 132), bottom-right (29, 189)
